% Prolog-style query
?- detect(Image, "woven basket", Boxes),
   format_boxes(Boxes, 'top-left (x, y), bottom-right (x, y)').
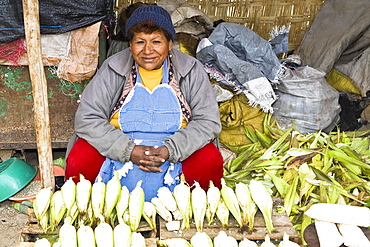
top-left (116, 0), bottom-right (325, 51)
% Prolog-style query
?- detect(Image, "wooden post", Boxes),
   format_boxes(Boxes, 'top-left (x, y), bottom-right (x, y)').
top-left (22, 0), bottom-right (55, 190)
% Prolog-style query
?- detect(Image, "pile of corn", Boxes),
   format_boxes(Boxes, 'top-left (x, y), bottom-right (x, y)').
top-left (32, 168), bottom-right (292, 246)
top-left (223, 113), bottom-right (370, 244)
top-left (31, 113), bottom-right (370, 246)
top-left (32, 172), bottom-right (148, 246)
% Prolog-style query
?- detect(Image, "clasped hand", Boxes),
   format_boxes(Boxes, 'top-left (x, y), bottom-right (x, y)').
top-left (130, 145), bottom-right (169, 173)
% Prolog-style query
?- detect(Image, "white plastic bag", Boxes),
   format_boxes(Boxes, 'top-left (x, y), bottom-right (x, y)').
top-left (273, 65), bottom-right (340, 133)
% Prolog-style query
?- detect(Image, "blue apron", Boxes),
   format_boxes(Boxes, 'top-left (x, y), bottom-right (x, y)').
top-left (97, 60), bottom-right (182, 201)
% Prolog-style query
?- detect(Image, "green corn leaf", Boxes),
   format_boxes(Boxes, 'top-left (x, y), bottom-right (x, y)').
top-left (284, 175), bottom-right (300, 217)
top-left (266, 171), bottom-right (290, 197)
top-left (260, 127), bottom-right (293, 159)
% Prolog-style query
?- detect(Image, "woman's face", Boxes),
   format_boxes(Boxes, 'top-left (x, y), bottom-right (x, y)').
top-left (130, 30), bottom-right (173, 70)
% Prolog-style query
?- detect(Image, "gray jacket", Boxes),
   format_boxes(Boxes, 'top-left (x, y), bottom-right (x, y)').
top-left (70, 48), bottom-right (221, 164)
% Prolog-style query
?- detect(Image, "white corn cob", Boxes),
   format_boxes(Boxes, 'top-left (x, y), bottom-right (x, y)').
top-left (315, 220), bottom-right (344, 247)
top-left (191, 181), bottom-right (207, 232)
top-left (113, 218), bottom-right (132, 247)
top-left (173, 174), bottom-right (191, 229)
top-left (130, 232), bottom-right (146, 247)
top-left (260, 235), bottom-right (276, 247)
top-left (190, 232), bottom-right (213, 247)
top-left (214, 231), bottom-right (239, 247)
top-left (239, 237), bottom-right (258, 247)
top-left (157, 186), bottom-right (182, 220)
top-left (235, 182), bottom-right (257, 231)
top-left (116, 186), bottom-right (130, 220)
top-left (143, 201), bottom-right (157, 229)
top-left (33, 186), bottom-right (53, 221)
top-left (77, 224), bottom-right (96, 247)
top-left (305, 203), bottom-right (370, 227)
top-left (91, 175), bottom-right (106, 220)
top-left (224, 236), bottom-right (238, 247)
top-left (59, 217), bottom-right (77, 247)
top-left (249, 180), bottom-right (274, 233)
top-left (214, 231), bottom-right (228, 247)
top-left (151, 197), bottom-right (173, 222)
top-left (76, 174), bottom-right (92, 215)
top-left (216, 198), bottom-right (229, 228)
top-left (338, 223), bottom-right (370, 247)
top-left (206, 180), bottom-right (220, 225)
top-left (49, 190), bottom-right (67, 231)
top-left (104, 171), bottom-right (121, 221)
top-left (157, 238), bottom-right (192, 247)
top-left (34, 238), bottom-right (51, 247)
top-left (220, 178), bottom-right (244, 228)
top-left (278, 233), bottom-right (300, 247)
top-left (128, 180), bottom-right (144, 232)
top-left (61, 177), bottom-right (76, 216)
top-left (94, 217), bottom-right (113, 247)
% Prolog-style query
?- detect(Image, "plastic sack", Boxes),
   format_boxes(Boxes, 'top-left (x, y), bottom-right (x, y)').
top-left (272, 66), bottom-right (341, 134)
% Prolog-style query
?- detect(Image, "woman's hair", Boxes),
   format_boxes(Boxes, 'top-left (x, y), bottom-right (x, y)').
top-left (128, 19), bottom-right (172, 42)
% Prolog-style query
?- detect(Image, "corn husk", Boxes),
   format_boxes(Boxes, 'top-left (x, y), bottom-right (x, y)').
top-left (260, 235), bottom-right (276, 247)
top-left (77, 224), bottom-right (96, 247)
top-left (157, 186), bottom-right (182, 220)
top-left (239, 237), bottom-right (258, 247)
top-left (76, 174), bottom-right (92, 215)
top-left (103, 171), bottom-right (121, 222)
top-left (235, 182), bottom-right (257, 231)
top-left (128, 180), bottom-right (144, 231)
top-left (130, 232), bottom-right (146, 247)
top-left (249, 180), bottom-right (274, 233)
top-left (221, 178), bottom-right (244, 228)
top-left (278, 233), bottom-right (300, 247)
top-left (190, 232), bottom-right (213, 247)
top-left (59, 217), bottom-right (77, 247)
top-left (113, 218), bottom-right (132, 247)
top-left (216, 198), bottom-right (229, 228)
top-left (33, 186), bottom-right (53, 221)
top-left (173, 174), bottom-right (191, 229)
top-left (214, 231), bottom-right (238, 247)
top-left (116, 186), bottom-right (130, 220)
top-left (61, 177), bottom-right (76, 217)
top-left (151, 196), bottom-right (173, 222)
top-left (49, 190), bottom-right (66, 231)
top-left (206, 180), bottom-right (220, 225)
top-left (143, 201), bottom-right (157, 229)
top-left (94, 217), bottom-right (113, 247)
top-left (91, 175), bottom-right (106, 221)
top-left (191, 181), bottom-right (207, 232)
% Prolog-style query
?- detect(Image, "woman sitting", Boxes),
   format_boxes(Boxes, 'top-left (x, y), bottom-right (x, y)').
top-left (65, 5), bottom-right (224, 201)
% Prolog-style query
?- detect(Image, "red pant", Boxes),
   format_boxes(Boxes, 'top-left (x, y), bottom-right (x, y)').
top-left (65, 139), bottom-right (224, 190)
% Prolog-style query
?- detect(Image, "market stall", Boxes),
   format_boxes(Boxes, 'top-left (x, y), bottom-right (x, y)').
top-left (0, 0), bottom-right (370, 246)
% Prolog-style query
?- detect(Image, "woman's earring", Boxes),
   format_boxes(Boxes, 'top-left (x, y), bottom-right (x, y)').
top-left (169, 50), bottom-right (172, 58)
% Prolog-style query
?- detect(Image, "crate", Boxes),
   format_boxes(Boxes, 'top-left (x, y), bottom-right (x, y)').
top-left (17, 211), bottom-right (158, 247)
top-left (18, 198), bottom-right (300, 246)
top-left (115, 0), bottom-right (326, 52)
top-left (159, 198), bottom-right (301, 244)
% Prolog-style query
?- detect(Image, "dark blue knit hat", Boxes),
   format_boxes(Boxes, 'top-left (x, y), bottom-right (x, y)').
top-left (125, 5), bottom-right (176, 41)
